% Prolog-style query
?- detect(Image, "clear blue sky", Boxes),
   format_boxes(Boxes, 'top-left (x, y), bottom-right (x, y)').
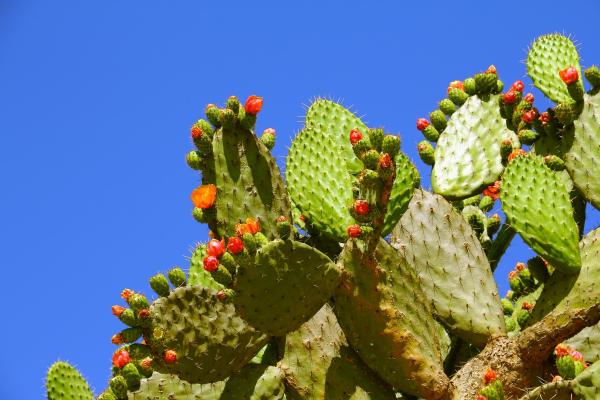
top-left (1, 1), bottom-right (599, 398)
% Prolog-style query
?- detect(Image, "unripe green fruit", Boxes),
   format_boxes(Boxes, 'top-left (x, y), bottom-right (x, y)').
top-left (585, 65), bottom-right (600, 88)
top-left (463, 78), bottom-right (477, 95)
top-left (352, 139), bottom-right (371, 158)
top-left (212, 265), bottom-right (233, 286)
top-left (121, 362), bottom-right (141, 391)
top-left (505, 316), bottom-right (517, 332)
top-left (127, 294), bottom-right (149, 313)
top-left (368, 128), bottom-right (384, 151)
top-left (149, 273), bottom-right (170, 297)
top-left (429, 110), bottom-right (447, 131)
top-left (422, 125), bottom-right (440, 142)
top-left (226, 96), bottom-right (240, 113)
top-left (119, 309), bottom-right (137, 327)
top-left (509, 275), bottom-right (524, 294)
top-left (254, 232), bottom-right (269, 247)
top-left (480, 379), bottom-right (504, 400)
top-left (438, 99), bottom-right (455, 115)
top-left (557, 355), bottom-right (576, 379)
top-left (417, 141), bottom-right (435, 165)
top-left (495, 79), bottom-right (504, 94)
top-left (238, 108), bottom-right (257, 130)
top-left (474, 73), bottom-right (498, 95)
top-left (242, 233), bottom-right (257, 253)
top-left (448, 88), bottom-right (469, 105)
top-left (120, 327), bottom-right (143, 343)
top-left (186, 151), bottom-right (203, 170)
top-left (220, 108), bottom-right (237, 129)
top-left (219, 252), bottom-right (238, 274)
top-left (555, 102), bottom-right (582, 125)
top-left (360, 170), bottom-right (382, 188)
top-left (109, 376), bottom-right (128, 400)
top-left (487, 214), bottom-right (501, 235)
top-left (261, 132), bottom-right (275, 150)
top-left (167, 267), bottom-right (186, 287)
top-left (479, 195), bottom-right (494, 212)
top-left (98, 390), bottom-right (117, 400)
top-left (205, 105), bottom-right (221, 128)
top-left (516, 308), bottom-right (530, 327)
top-left (192, 207), bottom-right (209, 223)
top-left (501, 298), bottom-right (514, 315)
top-left (517, 129), bottom-right (539, 145)
top-left (381, 135), bottom-right (400, 159)
top-left (543, 155), bottom-right (566, 171)
top-left (361, 150), bottom-right (381, 170)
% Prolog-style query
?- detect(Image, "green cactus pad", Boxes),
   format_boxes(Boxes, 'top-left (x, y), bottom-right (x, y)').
top-left (287, 127), bottom-right (355, 241)
top-left (527, 34), bottom-right (582, 104)
top-left (391, 190), bottom-right (506, 346)
top-left (532, 133), bottom-right (574, 193)
top-left (213, 121), bottom-right (291, 239)
top-left (279, 304), bottom-right (395, 400)
top-left (305, 99), bottom-right (366, 174)
top-left (571, 360), bottom-right (600, 399)
top-left (562, 92), bottom-right (600, 209)
top-left (220, 364), bottom-right (285, 399)
top-left (501, 155), bottom-right (581, 272)
top-left (233, 239), bottom-right (341, 336)
top-left (46, 361), bottom-right (93, 400)
top-left (334, 239), bottom-right (451, 398)
top-left (381, 152), bottom-right (419, 237)
top-left (431, 94), bottom-right (518, 199)
top-left (529, 227), bottom-right (600, 324)
top-left (566, 323), bottom-right (600, 363)
top-left (146, 285), bottom-right (269, 384)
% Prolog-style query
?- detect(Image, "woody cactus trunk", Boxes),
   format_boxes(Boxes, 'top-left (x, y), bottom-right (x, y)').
top-left (47, 33), bottom-right (600, 400)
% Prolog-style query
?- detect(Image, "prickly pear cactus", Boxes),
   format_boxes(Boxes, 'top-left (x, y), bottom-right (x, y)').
top-left (48, 33), bottom-right (600, 400)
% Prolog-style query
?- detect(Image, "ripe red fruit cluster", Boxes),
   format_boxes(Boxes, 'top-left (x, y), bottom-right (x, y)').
top-left (539, 111), bottom-right (551, 124)
top-left (111, 334), bottom-right (124, 345)
top-left (191, 125), bottom-right (202, 139)
top-left (483, 368), bottom-right (497, 384)
top-left (515, 262), bottom-right (525, 271)
top-left (508, 270), bottom-right (519, 280)
top-left (511, 80), bottom-right (524, 92)
top-left (227, 237), bottom-right (244, 254)
top-left (379, 153), bottom-right (392, 169)
top-left (502, 91), bottom-right (517, 104)
top-left (349, 129), bottom-right (363, 145)
top-left (203, 256), bottom-right (219, 272)
top-left (559, 66), bottom-right (579, 85)
top-left (482, 181), bottom-right (501, 201)
top-left (163, 350), bottom-right (177, 364)
top-left (244, 95), bottom-right (263, 115)
top-left (524, 93), bottom-right (534, 104)
top-left (416, 118), bottom-right (430, 131)
top-left (112, 349), bottom-right (131, 368)
top-left (522, 301), bottom-right (534, 311)
top-left (347, 224), bottom-right (361, 238)
top-left (207, 239), bottom-right (225, 257)
top-left (354, 200), bottom-right (369, 216)
top-left (521, 109), bottom-right (538, 124)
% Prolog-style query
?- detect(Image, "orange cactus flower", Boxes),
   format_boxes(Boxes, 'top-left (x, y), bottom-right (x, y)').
top-left (191, 184), bottom-right (217, 209)
top-left (508, 149), bottom-right (527, 161)
top-left (246, 218), bottom-right (260, 234)
top-left (482, 181), bottom-right (501, 201)
top-left (235, 223), bottom-right (251, 236)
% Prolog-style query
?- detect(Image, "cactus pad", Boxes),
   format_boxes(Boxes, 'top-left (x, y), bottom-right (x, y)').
top-left (431, 94), bottom-right (517, 199)
top-left (279, 304), bottom-right (395, 399)
top-left (501, 155), bottom-right (581, 272)
top-left (566, 323), bottom-right (600, 364)
top-left (381, 152), bottom-right (420, 237)
top-left (527, 34), bottom-right (582, 104)
top-left (233, 239), bottom-right (341, 336)
top-left (572, 361), bottom-right (600, 399)
top-left (334, 239), bottom-right (451, 398)
top-left (392, 190), bottom-right (506, 346)
top-left (46, 361), bottom-right (93, 400)
top-left (146, 285), bottom-right (269, 384)
top-left (213, 122), bottom-right (291, 239)
top-left (563, 92), bottom-right (600, 209)
top-left (529, 227), bottom-right (600, 323)
top-left (287, 128), bottom-right (355, 241)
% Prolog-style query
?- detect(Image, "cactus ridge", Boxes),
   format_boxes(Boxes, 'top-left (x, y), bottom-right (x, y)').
top-left (232, 239), bottom-right (341, 336)
top-left (333, 239), bottom-right (449, 398)
top-left (563, 92), bottom-right (600, 209)
top-left (46, 361), bottom-right (94, 400)
top-left (432, 94), bottom-right (518, 199)
top-left (527, 34), bottom-right (582, 104)
top-left (501, 155), bottom-right (581, 273)
top-left (146, 285), bottom-right (269, 384)
top-left (392, 190), bottom-right (506, 347)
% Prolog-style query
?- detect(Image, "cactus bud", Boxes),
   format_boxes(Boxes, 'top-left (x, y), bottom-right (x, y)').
top-left (120, 327), bottom-right (143, 343)
top-left (516, 308), bottom-right (530, 326)
top-left (127, 294), bottom-right (150, 313)
top-left (186, 151), bottom-right (203, 170)
top-left (203, 256), bottom-right (219, 272)
top-left (447, 80), bottom-right (463, 93)
top-left (192, 207), bottom-right (209, 223)
top-left (479, 195), bottom-right (494, 212)
top-left (439, 99), bottom-right (455, 115)
top-left (422, 125), bottom-right (440, 142)
top-left (112, 305), bottom-right (126, 317)
top-left (349, 129), bottom-right (363, 145)
top-left (543, 155), bottom-right (566, 171)
top-left (121, 289), bottom-right (134, 300)
top-left (429, 110), bottom-right (447, 131)
top-left (212, 265), bottom-right (233, 286)
top-left (226, 96), bottom-right (240, 113)
top-left (511, 80), bottom-right (524, 92)
top-left (487, 214), bottom-right (501, 235)
top-left (463, 77), bottom-right (477, 95)
top-left (245, 218), bottom-right (260, 234)
top-left (227, 237), bottom-right (244, 254)
top-left (555, 102), bottom-right (582, 125)
top-left (112, 349), bottom-right (131, 369)
top-left (121, 362), bottom-right (141, 391)
top-left (508, 149), bottom-right (526, 161)
top-left (474, 73), bottom-right (497, 94)
top-left (191, 184), bottom-right (217, 209)
top-left (485, 65), bottom-right (497, 75)
top-left (206, 239), bottom-right (226, 258)
top-left (555, 343), bottom-right (572, 358)
top-left (111, 334), bottom-right (124, 345)
top-left (501, 298), bottom-right (514, 315)
top-left (362, 149), bottom-right (380, 170)
top-left (584, 65), bottom-right (600, 88)
top-left (559, 66), bottom-right (579, 85)
top-left (149, 273), bottom-right (170, 297)
top-left (205, 104), bottom-right (221, 127)
top-left (368, 128), bottom-right (385, 151)
top-left (448, 88), bottom-right (469, 106)
top-left (119, 308), bottom-right (137, 327)
top-left (109, 376), bottom-right (128, 399)
top-left (167, 267), bottom-right (186, 287)
top-left (518, 129), bottom-right (539, 145)
top-left (417, 141), bottom-right (435, 165)
top-left (244, 95), bottom-right (263, 115)
top-left (381, 135), bottom-right (400, 159)
top-left (163, 350), bottom-right (177, 364)
top-left (140, 357), bottom-right (153, 370)
top-left (347, 224), bottom-right (361, 238)
top-left (261, 128), bottom-right (276, 150)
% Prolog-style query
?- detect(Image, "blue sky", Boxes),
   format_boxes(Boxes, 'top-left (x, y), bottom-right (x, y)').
top-left (1, 1), bottom-right (599, 398)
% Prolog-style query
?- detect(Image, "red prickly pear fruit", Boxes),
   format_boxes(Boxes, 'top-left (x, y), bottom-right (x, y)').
top-left (235, 223), bottom-right (251, 236)
top-left (121, 289), bottom-right (134, 300)
top-left (476, 396), bottom-right (488, 400)
top-left (524, 93), bottom-right (534, 103)
top-left (522, 301), bottom-right (534, 311)
top-left (511, 80), bottom-right (524, 92)
top-left (485, 65), bottom-right (497, 74)
top-left (416, 118), bottom-right (430, 131)
top-left (502, 91), bottom-right (517, 104)
top-left (521, 109), bottom-right (538, 124)
top-left (206, 239), bottom-right (226, 258)
top-left (138, 309), bottom-right (150, 319)
top-left (347, 224), bottom-right (361, 238)
top-left (112, 305), bottom-right (126, 317)
top-left (244, 95), bottom-right (263, 115)
top-left (483, 368), bottom-right (497, 384)
top-left (216, 290), bottom-right (228, 301)
top-left (447, 80), bottom-right (463, 93)
top-left (508, 270), bottom-right (518, 280)
top-left (112, 349), bottom-right (131, 368)
top-left (349, 129), bottom-right (363, 145)
top-left (571, 351), bottom-right (584, 362)
top-left (191, 185), bottom-right (217, 209)
top-left (539, 111), bottom-right (551, 123)
top-left (482, 181), bottom-right (501, 201)
top-left (559, 66), bottom-right (579, 84)
top-left (354, 200), bottom-right (369, 216)
top-left (516, 262), bottom-right (526, 271)
top-left (140, 357), bottom-right (153, 370)
top-left (111, 334), bottom-right (124, 345)
top-left (163, 350), bottom-right (177, 364)
top-left (203, 256), bottom-right (219, 272)
top-left (555, 343), bottom-right (571, 358)
top-left (245, 218), bottom-right (261, 234)
top-left (191, 125), bottom-right (202, 139)
top-left (508, 149), bottom-right (527, 161)
top-left (227, 237), bottom-right (244, 254)
top-left (379, 153), bottom-right (392, 169)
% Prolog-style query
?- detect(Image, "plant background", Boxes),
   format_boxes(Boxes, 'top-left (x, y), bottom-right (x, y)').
top-left (1, 1), bottom-right (599, 398)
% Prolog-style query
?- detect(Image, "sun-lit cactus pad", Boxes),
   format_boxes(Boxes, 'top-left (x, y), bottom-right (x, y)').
top-left (47, 33), bottom-right (600, 400)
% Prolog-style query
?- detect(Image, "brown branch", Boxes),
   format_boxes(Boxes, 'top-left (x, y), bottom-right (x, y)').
top-left (517, 303), bottom-right (600, 364)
